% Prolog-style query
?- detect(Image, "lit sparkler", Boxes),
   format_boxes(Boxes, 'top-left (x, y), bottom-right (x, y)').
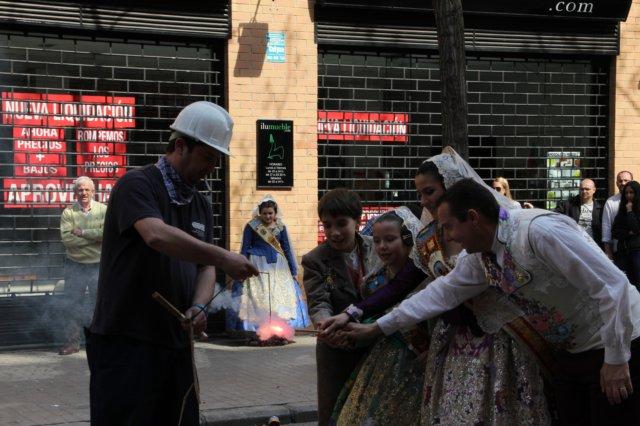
top-left (255, 271), bottom-right (295, 342)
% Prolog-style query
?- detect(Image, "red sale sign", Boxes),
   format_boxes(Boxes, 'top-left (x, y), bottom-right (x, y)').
top-left (318, 111), bottom-right (409, 143)
top-left (2, 93), bottom-right (79, 127)
top-left (76, 153), bottom-right (126, 178)
top-left (1, 92), bottom-right (133, 207)
top-left (13, 127), bottom-right (66, 153)
top-left (95, 179), bottom-right (116, 203)
top-left (76, 129), bottom-right (127, 143)
top-left (79, 96), bottom-right (135, 129)
top-left (14, 153), bottom-right (67, 177)
top-left (2, 92), bottom-right (46, 126)
top-left (46, 94), bottom-right (78, 127)
top-left (13, 127), bottom-right (64, 140)
top-left (3, 179), bottom-right (73, 208)
top-left (2, 93), bottom-right (136, 128)
top-left (3, 178), bottom-right (116, 208)
top-left (76, 129), bottom-right (127, 178)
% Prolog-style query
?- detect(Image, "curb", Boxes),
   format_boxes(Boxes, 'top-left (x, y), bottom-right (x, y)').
top-left (202, 402), bottom-right (317, 426)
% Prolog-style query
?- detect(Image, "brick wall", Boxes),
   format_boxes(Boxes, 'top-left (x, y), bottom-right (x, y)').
top-left (227, 0), bottom-right (318, 263)
top-left (615, 0), bottom-right (640, 192)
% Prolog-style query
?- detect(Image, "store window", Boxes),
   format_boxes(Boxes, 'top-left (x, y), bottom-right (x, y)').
top-left (318, 49), bottom-right (609, 213)
top-left (0, 32), bottom-right (225, 296)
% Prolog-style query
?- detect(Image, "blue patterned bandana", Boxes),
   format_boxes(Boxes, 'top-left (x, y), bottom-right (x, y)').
top-left (155, 156), bottom-right (195, 205)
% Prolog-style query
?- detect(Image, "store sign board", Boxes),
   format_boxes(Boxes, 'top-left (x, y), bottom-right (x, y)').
top-left (464, 0), bottom-right (631, 20)
top-left (256, 120), bottom-right (293, 189)
top-left (318, 111), bottom-right (409, 143)
top-left (266, 32), bottom-right (286, 63)
top-left (320, 0), bottom-right (632, 21)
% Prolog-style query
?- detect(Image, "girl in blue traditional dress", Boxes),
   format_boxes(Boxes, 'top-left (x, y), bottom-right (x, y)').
top-left (226, 195), bottom-right (310, 334)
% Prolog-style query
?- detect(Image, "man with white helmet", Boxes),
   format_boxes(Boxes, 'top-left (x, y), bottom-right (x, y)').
top-left (87, 101), bottom-right (258, 425)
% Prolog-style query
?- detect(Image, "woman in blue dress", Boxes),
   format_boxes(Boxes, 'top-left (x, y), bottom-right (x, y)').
top-left (226, 195), bottom-right (310, 334)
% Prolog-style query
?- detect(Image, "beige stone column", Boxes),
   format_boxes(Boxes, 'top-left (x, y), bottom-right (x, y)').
top-left (615, 0), bottom-right (640, 190)
top-left (227, 0), bottom-right (318, 265)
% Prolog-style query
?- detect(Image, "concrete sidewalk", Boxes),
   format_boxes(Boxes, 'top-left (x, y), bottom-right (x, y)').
top-left (0, 335), bottom-right (318, 425)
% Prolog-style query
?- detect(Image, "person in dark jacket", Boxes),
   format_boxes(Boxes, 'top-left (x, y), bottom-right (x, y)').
top-left (302, 188), bottom-right (377, 426)
top-left (612, 180), bottom-right (640, 287)
top-left (555, 178), bottom-right (603, 246)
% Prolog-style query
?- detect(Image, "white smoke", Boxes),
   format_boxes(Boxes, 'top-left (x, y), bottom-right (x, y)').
top-left (206, 283), bottom-right (238, 313)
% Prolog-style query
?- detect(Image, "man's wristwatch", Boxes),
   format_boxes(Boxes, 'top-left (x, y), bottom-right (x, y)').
top-left (343, 304), bottom-right (363, 323)
top-left (192, 303), bottom-right (206, 314)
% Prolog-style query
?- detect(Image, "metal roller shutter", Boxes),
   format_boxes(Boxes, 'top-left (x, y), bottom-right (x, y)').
top-left (315, 21), bottom-right (620, 56)
top-left (0, 31), bottom-right (226, 347)
top-left (0, 1), bottom-right (230, 39)
top-left (318, 49), bottom-right (609, 212)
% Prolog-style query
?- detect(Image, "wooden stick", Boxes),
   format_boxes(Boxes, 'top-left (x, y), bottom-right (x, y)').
top-left (187, 326), bottom-right (201, 405)
top-left (294, 328), bottom-right (319, 335)
top-left (152, 291), bottom-right (187, 322)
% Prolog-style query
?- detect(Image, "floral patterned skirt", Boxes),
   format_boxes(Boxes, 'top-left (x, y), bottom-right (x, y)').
top-left (333, 331), bottom-right (427, 426)
top-left (422, 319), bottom-right (550, 425)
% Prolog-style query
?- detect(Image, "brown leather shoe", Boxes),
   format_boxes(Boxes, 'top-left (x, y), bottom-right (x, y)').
top-left (58, 343), bottom-right (80, 355)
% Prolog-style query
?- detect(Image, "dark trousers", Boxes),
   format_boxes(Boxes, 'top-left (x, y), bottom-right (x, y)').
top-left (62, 260), bottom-right (99, 343)
top-left (614, 251), bottom-right (627, 276)
top-left (316, 340), bottom-right (365, 426)
top-left (552, 338), bottom-right (640, 426)
top-left (621, 250), bottom-right (640, 288)
top-left (85, 331), bottom-right (199, 426)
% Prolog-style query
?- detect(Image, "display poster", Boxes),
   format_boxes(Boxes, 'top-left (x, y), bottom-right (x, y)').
top-left (546, 151), bottom-right (581, 210)
top-left (318, 111), bottom-right (409, 143)
top-left (256, 120), bottom-right (293, 189)
top-left (1, 92), bottom-right (135, 208)
top-left (266, 32), bottom-right (286, 63)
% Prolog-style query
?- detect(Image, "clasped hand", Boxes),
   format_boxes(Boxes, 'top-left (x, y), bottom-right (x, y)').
top-left (315, 313), bottom-right (351, 348)
top-left (316, 313), bottom-right (382, 348)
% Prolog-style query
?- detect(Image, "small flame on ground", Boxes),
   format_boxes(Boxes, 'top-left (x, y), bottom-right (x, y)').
top-left (257, 316), bottom-right (295, 341)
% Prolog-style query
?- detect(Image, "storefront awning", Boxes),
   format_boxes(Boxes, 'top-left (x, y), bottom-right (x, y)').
top-left (317, 0), bottom-right (633, 22)
top-left (315, 0), bottom-right (631, 55)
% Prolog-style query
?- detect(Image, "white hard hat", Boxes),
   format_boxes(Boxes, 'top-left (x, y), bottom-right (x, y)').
top-left (170, 101), bottom-right (233, 155)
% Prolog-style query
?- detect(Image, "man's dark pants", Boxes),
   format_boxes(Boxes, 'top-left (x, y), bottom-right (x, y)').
top-left (552, 337), bottom-right (640, 425)
top-left (61, 260), bottom-right (99, 344)
top-left (85, 331), bottom-right (199, 426)
top-left (316, 340), bottom-right (366, 426)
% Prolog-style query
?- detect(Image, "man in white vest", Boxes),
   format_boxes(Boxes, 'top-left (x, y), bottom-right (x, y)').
top-left (345, 178), bottom-right (640, 424)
